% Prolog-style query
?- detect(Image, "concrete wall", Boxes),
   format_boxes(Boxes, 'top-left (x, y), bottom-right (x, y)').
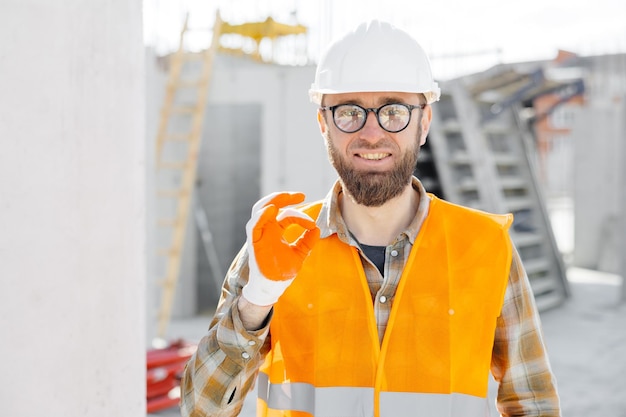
top-left (621, 99), bottom-right (626, 301)
top-left (573, 101), bottom-right (624, 272)
top-left (209, 55), bottom-right (336, 198)
top-left (195, 103), bottom-right (262, 313)
top-left (0, 1), bottom-right (146, 416)
top-left (569, 55), bottom-right (626, 275)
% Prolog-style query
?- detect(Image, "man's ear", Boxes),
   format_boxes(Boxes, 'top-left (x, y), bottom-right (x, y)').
top-left (419, 105), bottom-right (433, 146)
top-left (317, 109), bottom-right (328, 134)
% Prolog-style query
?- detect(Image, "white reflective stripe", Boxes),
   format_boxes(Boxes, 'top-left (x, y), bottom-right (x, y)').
top-left (257, 372), bottom-right (315, 413)
top-left (379, 391), bottom-right (489, 417)
top-left (257, 373), bottom-right (374, 416)
top-left (315, 386), bottom-right (374, 417)
top-left (259, 373), bottom-right (488, 417)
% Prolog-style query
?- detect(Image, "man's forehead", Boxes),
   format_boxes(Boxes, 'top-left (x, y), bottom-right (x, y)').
top-left (323, 91), bottom-right (423, 106)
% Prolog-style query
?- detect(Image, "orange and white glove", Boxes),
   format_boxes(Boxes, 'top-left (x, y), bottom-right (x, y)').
top-left (242, 192), bottom-right (320, 306)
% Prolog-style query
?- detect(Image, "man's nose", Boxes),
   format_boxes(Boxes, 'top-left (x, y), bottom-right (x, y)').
top-left (359, 110), bottom-right (385, 138)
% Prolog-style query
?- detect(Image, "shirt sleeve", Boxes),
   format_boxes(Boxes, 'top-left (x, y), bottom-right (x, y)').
top-left (180, 246), bottom-right (272, 417)
top-left (491, 245), bottom-right (562, 416)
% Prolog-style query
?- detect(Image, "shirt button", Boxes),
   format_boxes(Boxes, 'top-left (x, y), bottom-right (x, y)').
top-left (241, 352), bottom-right (250, 359)
top-left (449, 309), bottom-right (455, 315)
top-left (380, 296), bottom-right (387, 303)
top-left (390, 250), bottom-right (399, 257)
top-left (248, 340), bottom-right (256, 346)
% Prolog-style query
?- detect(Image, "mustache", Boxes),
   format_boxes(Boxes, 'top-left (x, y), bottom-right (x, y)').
top-left (347, 138), bottom-right (397, 151)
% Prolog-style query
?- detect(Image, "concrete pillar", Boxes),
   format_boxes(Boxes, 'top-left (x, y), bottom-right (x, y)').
top-left (573, 104), bottom-right (622, 272)
top-left (0, 2), bottom-right (146, 416)
top-left (621, 97), bottom-right (626, 302)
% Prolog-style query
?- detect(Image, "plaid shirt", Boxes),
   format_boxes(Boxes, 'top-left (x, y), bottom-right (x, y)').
top-left (181, 178), bottom-right (561, 417)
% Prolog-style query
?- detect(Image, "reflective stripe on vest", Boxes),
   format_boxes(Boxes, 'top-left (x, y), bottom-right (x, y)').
top-left (258, 371), bottom-right (490, 417)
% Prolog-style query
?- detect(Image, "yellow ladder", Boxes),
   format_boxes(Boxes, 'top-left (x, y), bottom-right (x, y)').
top-left (155, 11), bottom-right (223, 338)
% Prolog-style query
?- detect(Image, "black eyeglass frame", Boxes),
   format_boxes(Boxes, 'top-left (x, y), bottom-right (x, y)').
top-left (319, 102), bottom-right (427, 133)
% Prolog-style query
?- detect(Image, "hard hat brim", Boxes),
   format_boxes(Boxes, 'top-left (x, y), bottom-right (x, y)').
top-left (309, 84), bottom-right (441, 105)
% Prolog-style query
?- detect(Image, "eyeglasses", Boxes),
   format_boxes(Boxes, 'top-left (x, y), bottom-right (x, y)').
top-left (320, 103), bottom-right (426, 133)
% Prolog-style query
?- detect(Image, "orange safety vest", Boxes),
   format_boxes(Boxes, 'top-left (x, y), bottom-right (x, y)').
top-left (257, 195), bottom-right (513, 417)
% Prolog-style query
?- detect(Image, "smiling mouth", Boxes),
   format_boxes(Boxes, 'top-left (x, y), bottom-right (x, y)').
top-left (358, 153), bottom-right (391, 160)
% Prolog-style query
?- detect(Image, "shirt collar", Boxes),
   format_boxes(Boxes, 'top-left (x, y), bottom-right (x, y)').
top-left (316, 176), bottom-right (431, 245)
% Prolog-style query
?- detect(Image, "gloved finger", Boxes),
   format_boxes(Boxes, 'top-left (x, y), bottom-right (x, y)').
top-left (276, 208), bottom-right (315, 224)
top-left (252, 192), bottom-right (305, 214)
top-left (248, 204), bottom-right (279, 243)
top-left (293, 226), bottom-right (321, 257)
top-left (276, 208), bottom-right (317, 231)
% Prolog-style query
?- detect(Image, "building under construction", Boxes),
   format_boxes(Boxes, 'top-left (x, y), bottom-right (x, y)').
top-left (146, 13), bottom-right (626, 331)
top-left (139, 13), bottom-right (626, 410)
top-left (2, 3), bottom-right (626, 416)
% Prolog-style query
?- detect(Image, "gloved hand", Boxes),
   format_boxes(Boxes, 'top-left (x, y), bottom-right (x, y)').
top-left (242, 192), bottom-right (320, 306)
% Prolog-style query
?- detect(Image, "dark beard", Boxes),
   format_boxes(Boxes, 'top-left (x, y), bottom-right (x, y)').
top-left (327, 130), bottom-right (421, 207)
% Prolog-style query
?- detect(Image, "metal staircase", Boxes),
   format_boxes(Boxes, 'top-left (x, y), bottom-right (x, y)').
top-left (424, 69), bottom-right (570, 311)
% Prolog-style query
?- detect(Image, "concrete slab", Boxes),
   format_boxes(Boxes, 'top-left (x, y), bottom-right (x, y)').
top-left (151, 267), bottom-right (626, 417)
top-left (540, 268), bottom-right (626, 416)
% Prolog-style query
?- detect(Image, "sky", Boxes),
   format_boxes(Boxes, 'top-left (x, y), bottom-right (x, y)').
top-left (143, 0), bottom-right (626, 80)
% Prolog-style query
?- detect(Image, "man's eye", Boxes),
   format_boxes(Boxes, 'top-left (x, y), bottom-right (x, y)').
top-left (383, 106), bottom-right (406, 117)
top-left (338, 108), bottom-right (361, 118)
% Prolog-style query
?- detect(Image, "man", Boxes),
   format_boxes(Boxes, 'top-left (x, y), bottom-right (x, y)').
top-left (181, 20), bottom-right (561, 417)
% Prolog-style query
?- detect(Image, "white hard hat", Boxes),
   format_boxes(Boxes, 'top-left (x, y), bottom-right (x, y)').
top-left (309, 20), bottom-right (440, 105)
